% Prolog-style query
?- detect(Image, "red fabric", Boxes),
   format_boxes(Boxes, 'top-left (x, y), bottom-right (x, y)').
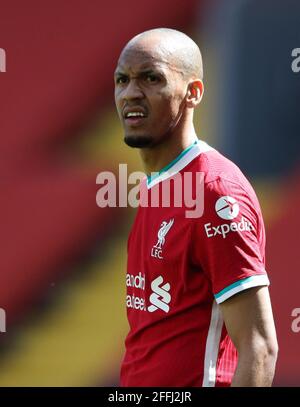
top-left (121, 143), bottom-right (268, 386)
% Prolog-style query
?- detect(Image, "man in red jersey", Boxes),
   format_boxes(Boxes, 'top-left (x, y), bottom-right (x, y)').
top-left (114, 28), bottom-right (278, 387)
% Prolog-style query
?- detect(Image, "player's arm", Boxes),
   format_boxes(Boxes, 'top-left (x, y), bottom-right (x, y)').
top-left (219, 285), bottom-right (278, 387)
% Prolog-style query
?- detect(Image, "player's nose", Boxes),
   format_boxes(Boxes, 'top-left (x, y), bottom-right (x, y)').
top-left (122, 79), bottom-right (144, 101)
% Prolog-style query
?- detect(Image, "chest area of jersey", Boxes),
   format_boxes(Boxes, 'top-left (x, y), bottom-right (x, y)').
top-left (126, 209), bottom-right (192, 315)
top-left (129, 208), bottom-right (191, 268)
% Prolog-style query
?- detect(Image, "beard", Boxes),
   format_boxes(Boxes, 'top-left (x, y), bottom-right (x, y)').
top-left (124, 134), bottom-right (154, 148)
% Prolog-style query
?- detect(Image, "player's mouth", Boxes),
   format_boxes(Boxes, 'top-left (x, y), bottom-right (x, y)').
top-left (123, 107), bottom-right (148, 127)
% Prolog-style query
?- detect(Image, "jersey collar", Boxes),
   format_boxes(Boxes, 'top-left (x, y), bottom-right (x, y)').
top-left (146, 138), bottom-right (213, 189)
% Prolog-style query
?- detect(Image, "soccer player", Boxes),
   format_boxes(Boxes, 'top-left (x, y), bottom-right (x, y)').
top-left (114, 28), bottom-right (278, 387)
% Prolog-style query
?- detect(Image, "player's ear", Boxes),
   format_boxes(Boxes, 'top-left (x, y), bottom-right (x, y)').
top-left (186, 80), bottom-right (204, 108)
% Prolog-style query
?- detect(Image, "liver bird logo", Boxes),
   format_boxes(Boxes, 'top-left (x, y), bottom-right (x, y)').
top-left (154, 218), bottom-right (174, 249)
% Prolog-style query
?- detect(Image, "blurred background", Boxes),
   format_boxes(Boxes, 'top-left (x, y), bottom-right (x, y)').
top-left (0, 0), bottom-right (299, 386)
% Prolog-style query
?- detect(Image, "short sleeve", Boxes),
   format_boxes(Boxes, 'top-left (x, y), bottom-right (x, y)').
top-left (192, 177), bottom-right (269, 304)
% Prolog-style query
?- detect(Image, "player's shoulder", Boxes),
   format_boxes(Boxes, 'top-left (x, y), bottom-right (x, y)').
top-left (193, 142), bottom-right (251, 188)
top-left (191, 140), bottom-right (259, 205)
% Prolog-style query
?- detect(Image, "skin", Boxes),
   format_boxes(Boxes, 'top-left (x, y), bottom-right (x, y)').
top-left (114, 29), bottom-right (204, 175)
top-left (220, 286), bottom-right (278, 386)
top-left (114, 28), bottom-right (278, 386)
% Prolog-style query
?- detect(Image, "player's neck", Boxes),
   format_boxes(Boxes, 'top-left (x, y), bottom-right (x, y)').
top-left (139, 120), bottom-right (198, 176)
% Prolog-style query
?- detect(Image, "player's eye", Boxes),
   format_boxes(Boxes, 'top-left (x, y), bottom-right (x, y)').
top-left (116, 76), bottom-right (128, 84)
top-left (145, 74), bottom-right (160, 83)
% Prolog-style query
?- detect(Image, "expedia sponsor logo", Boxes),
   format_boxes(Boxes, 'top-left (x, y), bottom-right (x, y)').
top-left (204, 216), bottom-right (254, 239)
top-left (215, 196), bottom-right (239, 220)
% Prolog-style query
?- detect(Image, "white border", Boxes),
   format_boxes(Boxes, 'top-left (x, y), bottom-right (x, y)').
top-left (147, 140), bottom-right (214, 189)
top-left (215, 274), bottom-right (270, 304)
top-left (202, 301), bottom-right (223, 387)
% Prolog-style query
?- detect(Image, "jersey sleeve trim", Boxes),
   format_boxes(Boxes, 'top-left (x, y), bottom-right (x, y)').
top-left (214, 274), bottom-right (270, 304)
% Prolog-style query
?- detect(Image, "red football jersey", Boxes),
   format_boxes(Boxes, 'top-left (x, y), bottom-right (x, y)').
top-left (120, 139), bottom-right (269, 387)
